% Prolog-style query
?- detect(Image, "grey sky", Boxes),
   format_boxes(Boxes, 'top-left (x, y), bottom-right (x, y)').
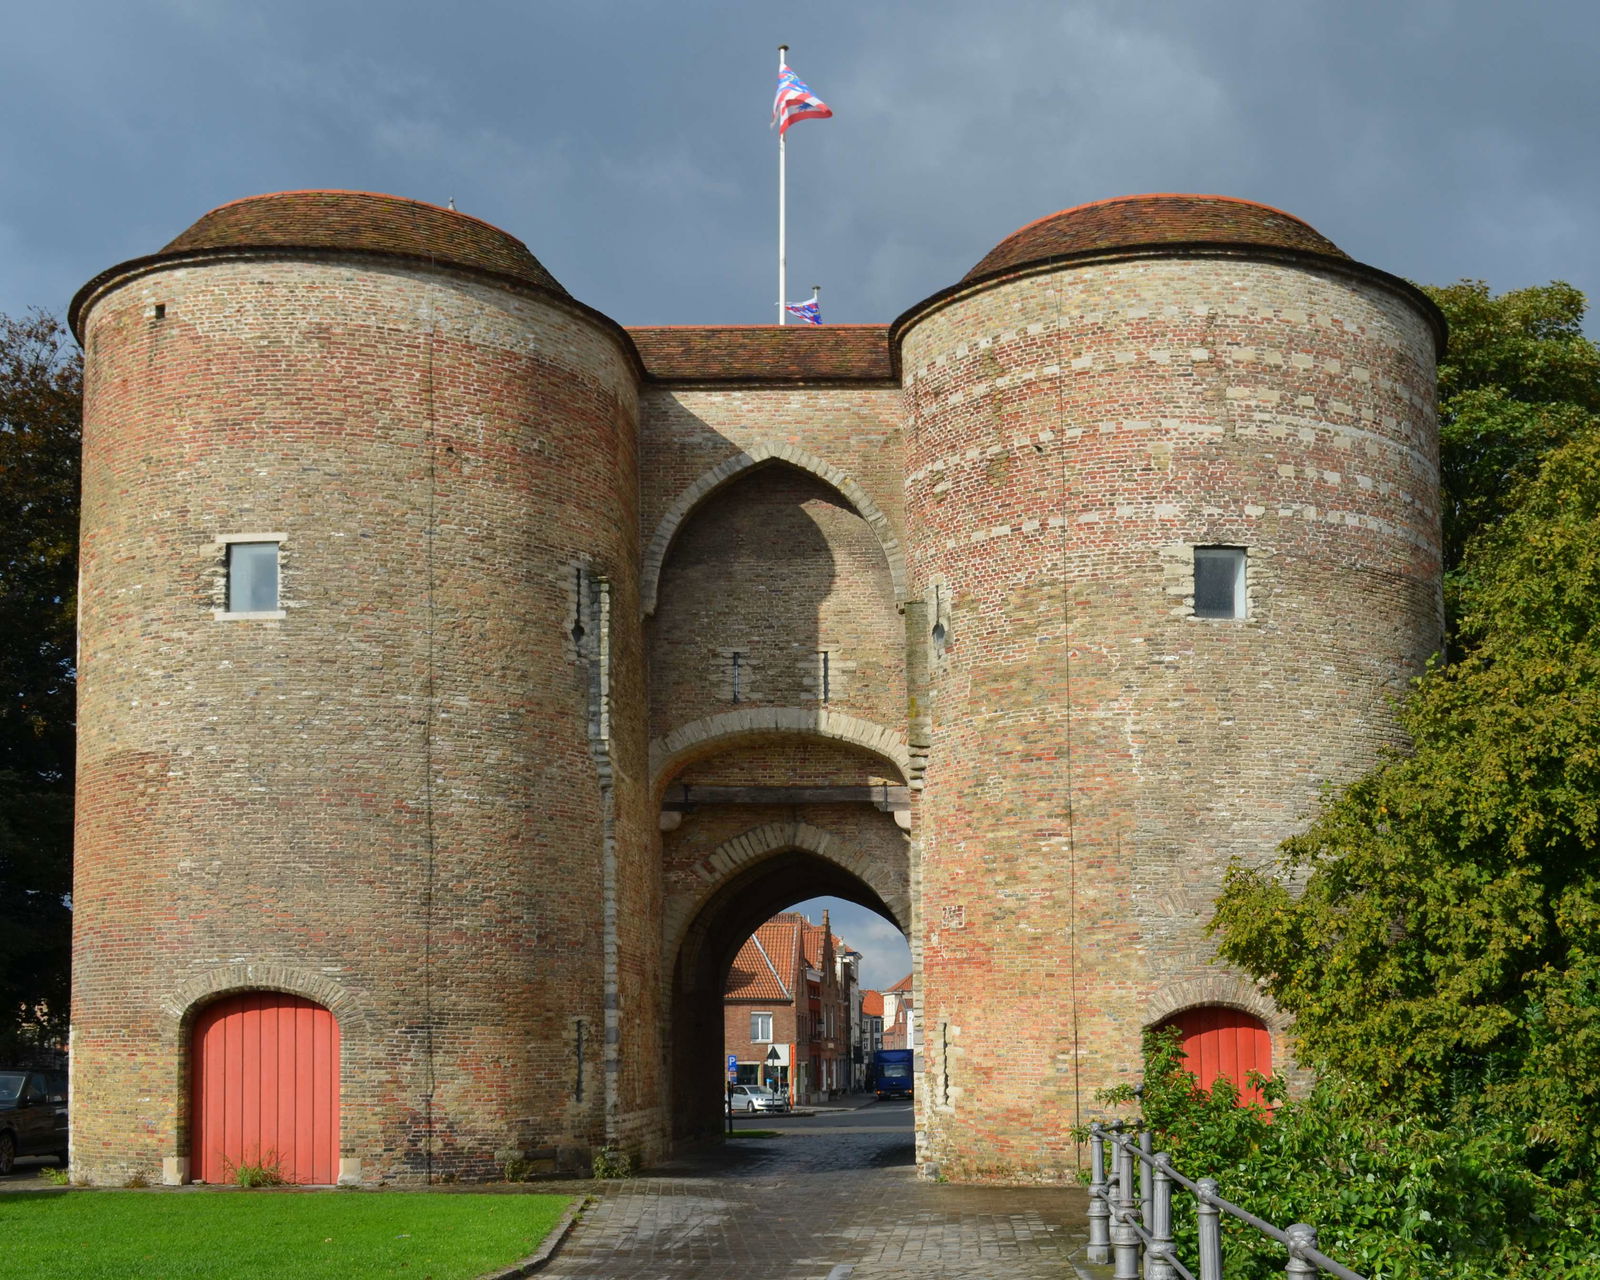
top-left (6, 1), bottom-right (1598, 329)
top-left (5, 4), bottom-right (1588, 983)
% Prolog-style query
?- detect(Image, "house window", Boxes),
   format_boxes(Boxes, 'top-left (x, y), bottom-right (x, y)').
top-left (215, 535), bottom-right (286, 619)
top-left (1193, 547), bottom-right (1246, 619)
top-left (751, 1012), bottom-right (773, 1042)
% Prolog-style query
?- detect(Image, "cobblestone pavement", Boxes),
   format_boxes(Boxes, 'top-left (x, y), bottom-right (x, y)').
top-left (537, 1102), bottom-right (1089, 1279)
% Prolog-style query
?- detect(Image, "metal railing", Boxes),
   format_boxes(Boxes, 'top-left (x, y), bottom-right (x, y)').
top-left (1086, 1121), bottom-right (1366, 1280)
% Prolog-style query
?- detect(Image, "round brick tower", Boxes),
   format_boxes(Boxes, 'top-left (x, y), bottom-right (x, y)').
top-left (895, 195), bottom-right (1444, 1182)
top-left (69, 192), bottom-right (655, 1185)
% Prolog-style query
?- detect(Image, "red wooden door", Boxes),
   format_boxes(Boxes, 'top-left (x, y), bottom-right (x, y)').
top-left (1157, 1007), bottom-right (1271, 1106)
top-left (191, 993), bottom-right (338, 1184)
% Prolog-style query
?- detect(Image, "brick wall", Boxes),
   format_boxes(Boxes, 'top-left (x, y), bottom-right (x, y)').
top-left (73, 256), bottom-right (651, 1184)
top-left (900, 255), bottom-right (1440, 1182)
top-left (71, 199), bottom-right (1440, 1189)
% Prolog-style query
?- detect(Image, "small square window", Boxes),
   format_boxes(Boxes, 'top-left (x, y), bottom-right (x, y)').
top-left (1194, 547), bottom-right (1246, 619)
top-left (226, 541), bottom-right (280, 613)
top-left (751, 1012), bottom-right (773, 1043)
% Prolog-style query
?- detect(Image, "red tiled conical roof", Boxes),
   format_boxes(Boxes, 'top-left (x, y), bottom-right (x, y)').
top-left (155, 190), bottom-right (567, 295)
top-left (962, 194), bottom-right (1346, 285)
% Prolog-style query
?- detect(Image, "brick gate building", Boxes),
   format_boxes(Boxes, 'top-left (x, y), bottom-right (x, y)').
top-left (68, 189), bottom-right (1443, 1185)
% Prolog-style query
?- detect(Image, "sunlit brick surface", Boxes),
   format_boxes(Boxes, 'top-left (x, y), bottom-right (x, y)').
top-left (71, 191), bottom-right (1441, 1187)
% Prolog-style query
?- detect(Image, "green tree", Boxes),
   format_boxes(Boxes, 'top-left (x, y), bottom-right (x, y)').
top-left (1424, 281), bottom-right (1600, 597)
top-left (1190, 282), bottom-right (1600, 1276)
top-left (0, 310), bottom-right (80, 1060)
top-left (1212, 415), bottom-right (1600, 1168)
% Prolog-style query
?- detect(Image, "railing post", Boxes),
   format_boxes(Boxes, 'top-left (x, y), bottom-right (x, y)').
top-left (1087, 1122), bottom-right (1111, 1264)
top-left (1196, 1177), bottom-right (1223, 1280)
top-left (1139, 1126), bottom-right (1154, 1227)
top-left (1111, 1125), bottom-right (1142, 1280)
top-left (1285, 1223), bottom-right (1318, 1279)
top-left (1145, 1152), bottom-right (1176, 1280)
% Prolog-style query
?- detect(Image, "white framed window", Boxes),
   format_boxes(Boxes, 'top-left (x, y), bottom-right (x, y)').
top-left (215, 533), bottom-right (286, 619)
top-left (1193, 546), bottom-right (1246, 619)
top-left (750, 1012), bottom-right (773, 1043)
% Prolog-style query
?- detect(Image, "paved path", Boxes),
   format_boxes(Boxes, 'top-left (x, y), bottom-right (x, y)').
top-left (538, 1102), bottom-right (1089, 1279)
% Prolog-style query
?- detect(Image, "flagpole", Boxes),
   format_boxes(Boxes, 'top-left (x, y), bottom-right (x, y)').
top-left (777, 44), bottom-right (788, 325)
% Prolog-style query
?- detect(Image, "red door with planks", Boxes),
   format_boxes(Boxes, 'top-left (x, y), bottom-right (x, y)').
top-left (1157, 1007), bottom-right (1272, 1107)
top-left (191, 993), bottom-right (339, 1184)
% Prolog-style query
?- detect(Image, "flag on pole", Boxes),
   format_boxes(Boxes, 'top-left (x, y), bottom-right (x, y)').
top-left (772, 63), bottom-right (833, 135)
top-left (785, 298), bottom-right (822, 325)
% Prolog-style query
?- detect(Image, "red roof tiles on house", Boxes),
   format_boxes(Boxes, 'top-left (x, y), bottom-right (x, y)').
top-left (861, 990), bottom-right (884, 1018)
top-left (724, 916), bottom-right (804, 1002)
top-left (963, 194), bottom-right (1347, 286)
top-left (627, 325), bottom-right (894, 384)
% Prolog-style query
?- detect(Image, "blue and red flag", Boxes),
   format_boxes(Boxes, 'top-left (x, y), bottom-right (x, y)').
top-left (785, 298), bottom-right (822, 325)
top-left (772, 63), bottom-right (833, 136)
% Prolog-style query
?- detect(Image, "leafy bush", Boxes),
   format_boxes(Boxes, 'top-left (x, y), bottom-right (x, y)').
top-left (590, 1146), bottom-right (633, 1180)
top-left (1111, 1031), bottom-right (1599, 1278)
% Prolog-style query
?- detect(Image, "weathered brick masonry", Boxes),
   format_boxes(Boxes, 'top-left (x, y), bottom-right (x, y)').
top-left (70, 190), bottom-right (1442, 1184)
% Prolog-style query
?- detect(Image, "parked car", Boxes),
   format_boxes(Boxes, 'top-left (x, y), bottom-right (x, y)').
top-left (0, 1069), bottom-right (68, 1173)
top-left (727, 1084), bottom-right (789, 1115)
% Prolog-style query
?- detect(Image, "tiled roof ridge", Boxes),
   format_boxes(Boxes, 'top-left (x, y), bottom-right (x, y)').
top-left (627, 323), bottom-right (889, 331)
top-left (627, 325), bottom-right (893, 384)
top-left (201, 189), bottom-right (519, 242)
top-left (997, 192), bottom-right (1320, 244)
top-left (960, 192), bottom-right (1348, 288)
top-left (153, 189), bottom-right (569, 299)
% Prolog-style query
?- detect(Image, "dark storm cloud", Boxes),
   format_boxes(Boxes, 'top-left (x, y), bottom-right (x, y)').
top-left (5, 1), bottom-right (1597, 328)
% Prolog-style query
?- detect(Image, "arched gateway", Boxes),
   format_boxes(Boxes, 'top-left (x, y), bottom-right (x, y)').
top-left (68, 190), bottom-right (1443, 1185)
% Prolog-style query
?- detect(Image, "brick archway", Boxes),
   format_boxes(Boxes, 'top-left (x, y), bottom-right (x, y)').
top-left (666, 842), bottom-right (907, 1143)
top-left (663, 820), bottom-right (910, 975)
top-left (641, 443), bottom-right (909, 614)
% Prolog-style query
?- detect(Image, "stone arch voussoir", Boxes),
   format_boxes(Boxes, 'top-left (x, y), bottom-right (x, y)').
top-left (650, 707), bottom-right (910, 795)
top-left (641, 441), bottom-right (909, 614)
top-left (663, 820), bottom-right (910, 975)
top-left (165, 964), bottom-right (370, 1038)
top-left (1143, 974), bottom-right (1287, 1034)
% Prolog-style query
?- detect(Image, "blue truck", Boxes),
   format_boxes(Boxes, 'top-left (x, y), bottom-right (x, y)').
top-left (872, 1048), bottom-right (915, 1100)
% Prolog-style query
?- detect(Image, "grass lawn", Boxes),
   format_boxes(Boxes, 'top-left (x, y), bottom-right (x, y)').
top-left (0, 1188), bottom-right (576, 1280)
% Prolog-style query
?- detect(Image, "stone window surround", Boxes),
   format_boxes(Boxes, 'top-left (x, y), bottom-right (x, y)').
top-left (213, 532), bottom-right (287, 621)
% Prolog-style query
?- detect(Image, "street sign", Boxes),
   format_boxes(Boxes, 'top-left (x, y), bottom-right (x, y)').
top-left (765, 1046), bottom-right (780, 1063)
top-left (727, 1052), bottom-right (738, 1080)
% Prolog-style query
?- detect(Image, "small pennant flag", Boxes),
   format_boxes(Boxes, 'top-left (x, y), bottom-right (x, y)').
top-left (784, 298), bottom-right (822, 325)
top-left (772, 63), bottom-right (833, 136)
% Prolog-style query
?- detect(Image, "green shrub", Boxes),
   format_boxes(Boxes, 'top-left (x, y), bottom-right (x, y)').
top-left (1096, 1030), bottom-right (1598, 1279)
top-left (590, 1146), bottom-right (633, 1180)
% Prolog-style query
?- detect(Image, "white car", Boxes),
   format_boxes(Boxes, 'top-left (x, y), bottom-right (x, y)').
top-left (727, 1084), bottom-right (789, 1114)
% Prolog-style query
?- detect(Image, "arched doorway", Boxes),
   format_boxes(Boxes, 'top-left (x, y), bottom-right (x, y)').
top-left (191, 992), bottom-right (339, 1184)
top-left (1155, 1007), bottom-right (1271, 1107)
top-left (669, 847), bottom-right (906, 1141)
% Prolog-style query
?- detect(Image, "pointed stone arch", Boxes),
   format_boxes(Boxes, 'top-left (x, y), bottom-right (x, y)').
top-left (663, 819), bottom-right (910, 968)
top-left (650, 707), bottom-right (910, 795)
top-left (641, 442), bottom-right (909, 615)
